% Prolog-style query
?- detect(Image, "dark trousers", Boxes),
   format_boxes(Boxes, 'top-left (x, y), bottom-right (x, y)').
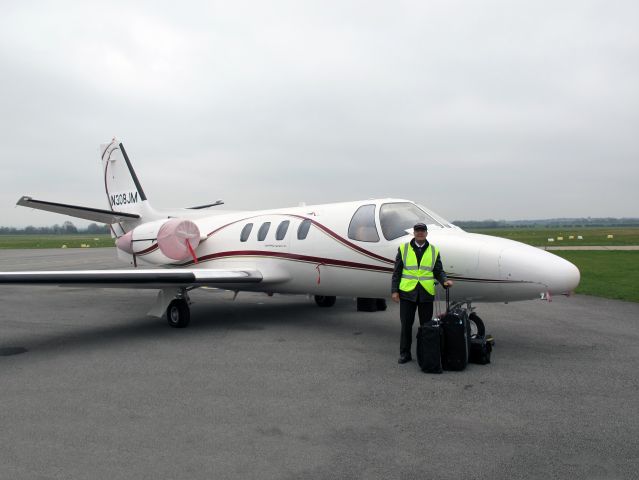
top-left (400, 299), bottom-right (434, 356)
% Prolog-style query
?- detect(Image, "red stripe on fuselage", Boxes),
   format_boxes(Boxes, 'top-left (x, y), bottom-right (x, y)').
top-left (136, 243), bottom-right (158, 255)
top-left (205, 213), bottom-right (394, 265)
top-left (287, 213), bottom-right (393, 264)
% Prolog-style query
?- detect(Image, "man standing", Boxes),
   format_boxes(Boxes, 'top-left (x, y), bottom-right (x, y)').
top-left (391, 223), bottom-right (453, 364)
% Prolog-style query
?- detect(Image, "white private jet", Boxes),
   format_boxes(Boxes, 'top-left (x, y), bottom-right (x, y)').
top-left (0, 139), bottom-right (580, 329)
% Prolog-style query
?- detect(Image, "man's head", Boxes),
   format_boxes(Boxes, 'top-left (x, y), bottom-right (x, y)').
top-left (413, 223), bottom-right (428, 242)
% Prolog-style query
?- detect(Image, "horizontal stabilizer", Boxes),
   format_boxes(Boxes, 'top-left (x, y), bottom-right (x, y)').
top-left (0, 268), bottom-right (263, 289)
top-left (16, 196), bottom-right (140, 224)
top-left (187, 200), bottom-right (224, 210)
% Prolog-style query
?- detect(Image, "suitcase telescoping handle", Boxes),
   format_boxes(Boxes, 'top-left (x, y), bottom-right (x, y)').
top-left (445, 283), bottom-right (451, 313)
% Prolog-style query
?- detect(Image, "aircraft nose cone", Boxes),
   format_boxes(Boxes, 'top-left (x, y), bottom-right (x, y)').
top-left (554, 256), bottom-right (580, 294)
top-left (500, 247), bottom-right (580, 295)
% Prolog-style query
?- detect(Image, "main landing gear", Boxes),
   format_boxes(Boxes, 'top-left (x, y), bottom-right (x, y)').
top-left (313, 295), bottom-right (388, 312)
top-left (314, 295), bottom-right (336, 307)
top-left (148, 287), bottom-right (192, 328)
top-left (166, 298), bottom-right (190, 328)
top-left (356, 297), bottom-right (387, 312)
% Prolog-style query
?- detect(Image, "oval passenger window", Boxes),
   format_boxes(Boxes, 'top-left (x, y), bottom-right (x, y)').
top-left (297, 219), bottom-right (312, 240)
top-left (257, 222), bottom-right (271, 241)
top-left (276, 220), bottom-right (290, 240)
top-left (240, 223), bottom-right (253, 242)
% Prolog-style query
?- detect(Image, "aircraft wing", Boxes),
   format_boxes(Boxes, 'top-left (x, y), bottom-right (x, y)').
top-left (0, 268), bottom-right (262, 289)
top-left (16, 196), bottom-right (140, 224)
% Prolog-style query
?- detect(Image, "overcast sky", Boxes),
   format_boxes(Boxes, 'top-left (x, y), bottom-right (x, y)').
top-left (1, 0), bottom-right (637, 227)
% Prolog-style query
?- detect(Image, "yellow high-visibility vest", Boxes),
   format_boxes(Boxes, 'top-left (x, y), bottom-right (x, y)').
top-left (398, 242), bottom-right (439, 295)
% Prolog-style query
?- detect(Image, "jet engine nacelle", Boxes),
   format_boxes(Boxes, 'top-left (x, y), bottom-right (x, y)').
top-left (116, 218), bottom-right (202, 265)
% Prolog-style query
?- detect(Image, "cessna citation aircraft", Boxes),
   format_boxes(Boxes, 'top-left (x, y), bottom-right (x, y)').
top-left (0, 139), bottom-right (580, 328)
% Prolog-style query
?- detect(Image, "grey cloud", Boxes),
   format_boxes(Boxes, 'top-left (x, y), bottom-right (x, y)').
top-left (0, 0), bottom-right (637, 226)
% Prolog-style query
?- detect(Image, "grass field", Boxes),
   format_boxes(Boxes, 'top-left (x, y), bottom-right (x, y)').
top-left (0, 234), bottom-right (114, 249)
top-left (468, 226), bottom-right (639, 246)
top-left (469, 227), bottom-right (639, 303)
top-left (552, 251), bottom-right (639, 303)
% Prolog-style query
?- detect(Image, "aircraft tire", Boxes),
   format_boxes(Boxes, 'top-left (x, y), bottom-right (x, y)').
top-left (468, 312), bottom-right (486, 337)
top-left (167, 299), bottom-right (190, 328)
top-left (314, 295), bottom-right (336, 308)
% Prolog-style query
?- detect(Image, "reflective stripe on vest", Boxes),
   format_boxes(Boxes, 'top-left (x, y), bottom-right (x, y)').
top-left (398, 242), bottom-right (438, 295)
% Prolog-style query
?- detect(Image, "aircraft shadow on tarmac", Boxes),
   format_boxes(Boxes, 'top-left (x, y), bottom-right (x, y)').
top-left (0, 298), bottom-right (399, 359)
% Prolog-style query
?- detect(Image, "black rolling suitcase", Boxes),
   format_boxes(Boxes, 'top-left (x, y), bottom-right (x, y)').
top-left (440, 288), bottom-right (469, 371)
top-left (416, 320), bottom-right (443, 373)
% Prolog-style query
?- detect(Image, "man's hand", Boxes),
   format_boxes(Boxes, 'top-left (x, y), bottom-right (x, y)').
top-left (443, 280), bottom-right (454, 288)
top-left (391, 292), bottom-right (400, 303)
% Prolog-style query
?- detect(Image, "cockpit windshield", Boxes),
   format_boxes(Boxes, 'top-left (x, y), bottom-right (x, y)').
top-left (417, 204), bottom-right (454, 228)
top-left (379, 202), bottom-right (445, 240)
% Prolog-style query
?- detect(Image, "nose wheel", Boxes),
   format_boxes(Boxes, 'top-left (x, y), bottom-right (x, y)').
top-left (167, 298), bottom-right (190, 328)
top-left (468, 312), bottom-right (485, 337)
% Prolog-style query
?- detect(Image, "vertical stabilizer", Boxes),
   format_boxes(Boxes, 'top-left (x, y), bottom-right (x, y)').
top-left (100, 139), bottom-right (158, 236)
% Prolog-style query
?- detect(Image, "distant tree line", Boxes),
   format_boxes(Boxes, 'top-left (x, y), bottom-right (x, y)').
top-left (3, 218), bottom-right (638, 234)
top-left (453, 217), bottom-right (639, 229)
top-left (0, 221), bottom-right (110, 235)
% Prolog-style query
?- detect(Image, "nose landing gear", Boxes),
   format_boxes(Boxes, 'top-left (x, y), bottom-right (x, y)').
top-left (445, 300), bottom-right (486, 339)
top-left (468, 311), bottom-right (486, 337)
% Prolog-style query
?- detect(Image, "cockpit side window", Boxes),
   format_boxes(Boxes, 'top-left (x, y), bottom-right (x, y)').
top-left (379, 202), bottom-right (443, 240)
top-left (348, 204), bottom-right (380, 242)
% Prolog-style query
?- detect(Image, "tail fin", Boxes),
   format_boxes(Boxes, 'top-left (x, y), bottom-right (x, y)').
top-left (100, 139), bottom-right (159, 235)
top-left (17, 138), bottom-right (216, 242)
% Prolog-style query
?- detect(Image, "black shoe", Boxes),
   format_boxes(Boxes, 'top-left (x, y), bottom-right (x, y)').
top-left (398, 354), bottom-right (412, 364)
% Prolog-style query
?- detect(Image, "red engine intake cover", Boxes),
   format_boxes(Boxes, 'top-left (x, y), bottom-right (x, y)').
top-left (156, 218), bottom-right (201, 260)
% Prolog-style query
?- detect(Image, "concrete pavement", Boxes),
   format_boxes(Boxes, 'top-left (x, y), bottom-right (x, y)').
top-left (1, 249), bottom-right (638, 479)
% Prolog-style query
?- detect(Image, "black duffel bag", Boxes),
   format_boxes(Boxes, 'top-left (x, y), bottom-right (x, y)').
top-left (469, 334), bottom-right (495, 365)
